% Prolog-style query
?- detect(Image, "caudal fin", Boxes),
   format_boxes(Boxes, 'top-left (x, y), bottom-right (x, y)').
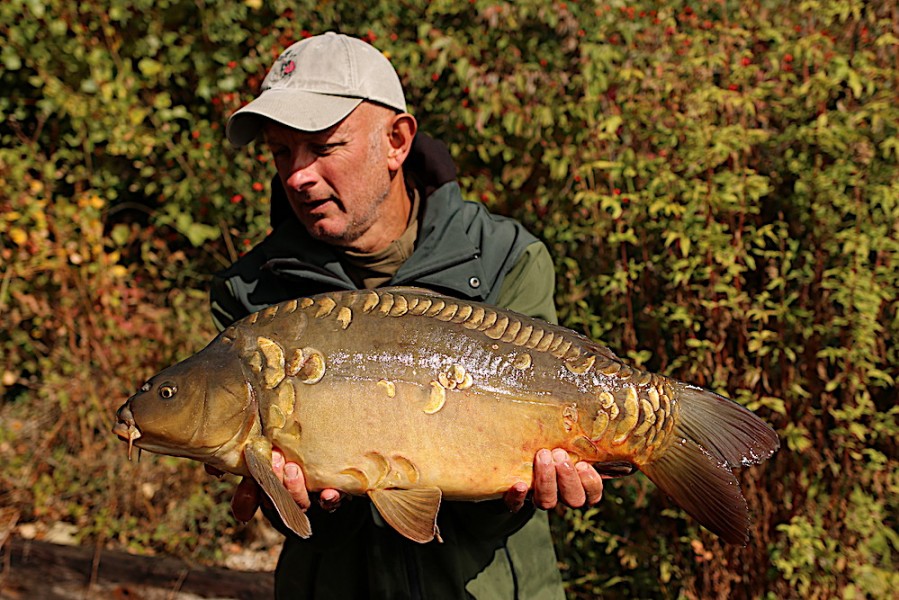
top-left (640, 384), bottom-right (779, 545)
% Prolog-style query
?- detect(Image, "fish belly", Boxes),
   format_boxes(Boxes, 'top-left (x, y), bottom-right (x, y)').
top-left (274, 378), bottom-right (583, 501)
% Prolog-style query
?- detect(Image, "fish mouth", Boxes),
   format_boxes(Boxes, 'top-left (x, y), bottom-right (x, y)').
top-left (113, 404), bottom-right (142, 461)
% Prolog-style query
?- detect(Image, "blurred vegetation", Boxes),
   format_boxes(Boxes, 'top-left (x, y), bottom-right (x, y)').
top-left (2, 0), bottom-right (897, 597)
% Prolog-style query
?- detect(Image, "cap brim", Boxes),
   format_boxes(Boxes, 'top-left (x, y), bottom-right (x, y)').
top-left (226, 89), bottom-right (364, 146)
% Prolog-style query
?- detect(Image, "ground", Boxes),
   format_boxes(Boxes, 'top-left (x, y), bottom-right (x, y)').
top-left (0, 512), bottom-right (282, 600)
top-left (1, 537), bottom-right (276, 600)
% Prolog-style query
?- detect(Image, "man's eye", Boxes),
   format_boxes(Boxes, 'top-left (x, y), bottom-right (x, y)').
top-left (312, 144), bottom-right (339, 156)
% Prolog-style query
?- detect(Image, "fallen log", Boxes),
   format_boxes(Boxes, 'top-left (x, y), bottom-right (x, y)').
top-left (1, 536), bottom-right (273, 599)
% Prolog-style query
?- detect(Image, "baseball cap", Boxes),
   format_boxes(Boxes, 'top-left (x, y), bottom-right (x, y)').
top-left (227, 32), bottom-right (406, 146)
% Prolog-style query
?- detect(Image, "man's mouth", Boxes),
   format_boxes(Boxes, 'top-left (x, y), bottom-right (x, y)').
top-left (294, 196), bottom-right (340, 218)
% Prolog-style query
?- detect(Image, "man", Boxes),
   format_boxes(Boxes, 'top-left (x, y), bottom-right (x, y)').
top-left (211, 32), bottom-right (604, 599)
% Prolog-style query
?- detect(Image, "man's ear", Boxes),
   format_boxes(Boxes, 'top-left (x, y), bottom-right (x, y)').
top-left (387, 113), bottom-right (418, 172)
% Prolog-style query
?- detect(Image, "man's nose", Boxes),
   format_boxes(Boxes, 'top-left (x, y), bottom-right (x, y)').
top-left (284, 152), bottom-right (319, 192)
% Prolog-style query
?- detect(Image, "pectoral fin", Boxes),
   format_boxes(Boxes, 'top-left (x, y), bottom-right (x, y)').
top-left (369, 487), bottom-right (442, 544)
top-left (244, 440), bottom-right (312, 539)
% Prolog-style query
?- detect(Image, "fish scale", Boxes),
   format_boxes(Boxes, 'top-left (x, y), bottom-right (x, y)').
top-left (114, 287), bottom-right (778, 545)
top-left (284, 289), bottom-right (713, 482)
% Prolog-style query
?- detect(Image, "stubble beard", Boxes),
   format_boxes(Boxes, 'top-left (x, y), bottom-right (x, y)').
top-left (298, 177), bottom-right (392, 249)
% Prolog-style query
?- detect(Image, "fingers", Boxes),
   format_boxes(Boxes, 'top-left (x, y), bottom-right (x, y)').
top-left (273, 449), bottom-right (311, 510)
top-left (231, 477), bottom-right (261, 522)
top-left (318, 488), bottom-right (344, 512)
top-left (532, 449), bottom-right (604, 510)
top-left (576, 462), bottom-right (604, 506)
top-left (552, 449), bottom-right (586, 508)
top-left (273, 448), bottom-right (343, 512)
top-left (532, 449), bottom-right (558, 509)
top-left (232, 448), bottom-right (327, 526)
top-left (503, 481), bottom-right (529, 513)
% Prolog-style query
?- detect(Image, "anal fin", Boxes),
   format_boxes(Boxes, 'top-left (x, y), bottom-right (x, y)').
top-left (244, 439), bottom-right (312, 539)
top-left (369, 487), bottom-right (442, 544)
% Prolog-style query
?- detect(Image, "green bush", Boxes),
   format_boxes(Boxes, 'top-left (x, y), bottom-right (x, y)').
top-left (2, 0), bottom-right (897, 597)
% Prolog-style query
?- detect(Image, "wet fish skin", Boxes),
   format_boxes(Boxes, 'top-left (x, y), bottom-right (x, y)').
top-left (114, 287), bottom-right (779, 545)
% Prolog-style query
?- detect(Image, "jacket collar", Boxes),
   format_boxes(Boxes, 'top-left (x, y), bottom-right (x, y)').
top-left (393, 182), bottom-right (490, 300)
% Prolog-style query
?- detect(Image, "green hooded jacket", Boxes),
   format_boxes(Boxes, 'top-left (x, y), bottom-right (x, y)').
top-left (209, 135), bottom-right (565, 600)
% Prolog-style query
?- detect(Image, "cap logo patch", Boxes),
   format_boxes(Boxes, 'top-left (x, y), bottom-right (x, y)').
top-left (262, 48), bottom-right (301, 91)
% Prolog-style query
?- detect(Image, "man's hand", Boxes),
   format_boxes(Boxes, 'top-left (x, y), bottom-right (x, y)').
top-left (503, 448), bottom-right (605, 512)
top-left (270, 448), bottom-right (345, 512)
top-left (209, 449), bottom-right (345, 523)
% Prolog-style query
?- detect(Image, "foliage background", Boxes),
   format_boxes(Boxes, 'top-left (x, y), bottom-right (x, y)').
top-left (2, 0), bottom-right (897, 597)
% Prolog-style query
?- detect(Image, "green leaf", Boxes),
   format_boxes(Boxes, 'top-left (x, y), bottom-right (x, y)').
top-left (138, 58), bottom-right (164, 77)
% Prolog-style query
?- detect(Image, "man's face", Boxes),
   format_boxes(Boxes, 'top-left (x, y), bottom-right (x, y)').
top-left (264, 104), bottom-right (394, 248)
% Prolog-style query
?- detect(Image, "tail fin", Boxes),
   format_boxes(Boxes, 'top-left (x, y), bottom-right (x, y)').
top-left (640, 384), bottom-right (779, 545)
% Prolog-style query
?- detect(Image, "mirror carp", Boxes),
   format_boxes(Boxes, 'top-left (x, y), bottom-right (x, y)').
top-left (114, 287), bottom-right (779, 545)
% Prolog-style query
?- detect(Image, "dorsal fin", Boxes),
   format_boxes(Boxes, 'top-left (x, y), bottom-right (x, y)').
top-left (378, 285), bottom-right (443, 296)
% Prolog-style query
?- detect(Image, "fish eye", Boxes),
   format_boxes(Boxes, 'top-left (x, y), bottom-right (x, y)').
top-left (158, 384), bottom-right (178, 400)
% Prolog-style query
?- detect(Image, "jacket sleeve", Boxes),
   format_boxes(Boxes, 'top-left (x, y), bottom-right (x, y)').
top-left (209, 274), bottom-right (251, 331)
top-left (495, 241), bottom-right (558, 324)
